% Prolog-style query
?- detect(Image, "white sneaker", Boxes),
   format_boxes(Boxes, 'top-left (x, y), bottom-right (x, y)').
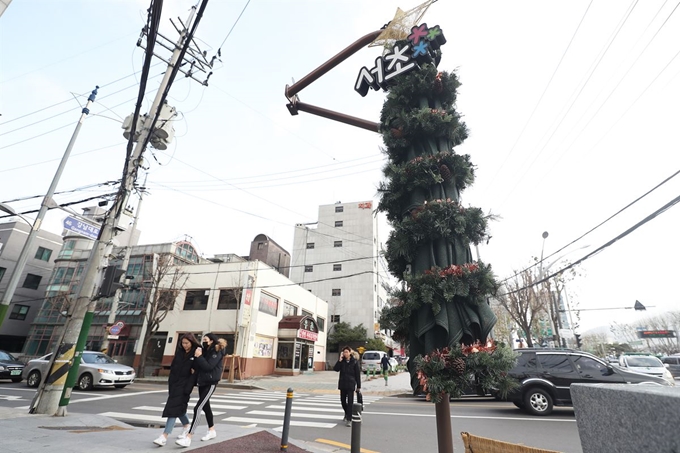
top-left (201, 430), bottom-right (217, 441)
top-left (177, 428), bottom-right (189, 440)
top-left (153, 435), bottom-right (167, 446)
top-left (175, 437), bottom-right (191, 448)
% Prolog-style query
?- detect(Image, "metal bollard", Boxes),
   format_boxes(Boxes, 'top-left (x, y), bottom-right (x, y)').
top-left (350, 402), bottom-right (362, 453)
top-left (280, 388), bottom-right (294, 451)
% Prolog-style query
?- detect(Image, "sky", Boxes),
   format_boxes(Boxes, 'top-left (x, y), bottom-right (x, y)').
top-left (1, 0), bottom-right (679, 335)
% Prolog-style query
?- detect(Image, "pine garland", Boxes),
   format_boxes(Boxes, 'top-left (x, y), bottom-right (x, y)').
top-left (378, 152), bottom-right (476, 223)
top-left (414, 342), bottom-right (518, 402)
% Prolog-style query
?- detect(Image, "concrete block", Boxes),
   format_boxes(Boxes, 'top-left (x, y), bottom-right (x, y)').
top-left (571, 383), bottom-right (680, 453)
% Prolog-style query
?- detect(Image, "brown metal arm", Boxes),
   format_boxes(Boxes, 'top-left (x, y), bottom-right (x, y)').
top-left (285, 29), bottom-right (383, 133)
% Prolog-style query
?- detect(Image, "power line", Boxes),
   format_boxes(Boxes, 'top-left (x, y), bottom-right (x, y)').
top-left (497, 165), bottom-right (680, 285)
top-left (498, 191), bottom-right (680, 296)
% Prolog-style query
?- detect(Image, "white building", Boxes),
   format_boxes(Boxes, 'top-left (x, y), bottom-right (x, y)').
top-left (154, 259), bottom-right (328, 377)
top-left (290, 200), bottom-right (391, 347)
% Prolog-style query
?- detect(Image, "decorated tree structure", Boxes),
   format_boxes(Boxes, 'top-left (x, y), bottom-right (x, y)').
top-left (376, 30), bottom-right (500, 390)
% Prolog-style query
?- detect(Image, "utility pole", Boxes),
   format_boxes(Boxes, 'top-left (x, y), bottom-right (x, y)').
top-left (33, 1), bottom-right (213, 416)
top-left (100, 177), bottom-right (147, 355)
top-left (0, 87), bottom-right (98, 329)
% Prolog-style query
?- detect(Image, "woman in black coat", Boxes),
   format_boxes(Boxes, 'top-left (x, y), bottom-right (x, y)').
top-left (334, 346), bottom-right (361, 426)
top-left (176, 332), bottom-right (227, 448)
top-left (153, 333), bottom-right (200, 446)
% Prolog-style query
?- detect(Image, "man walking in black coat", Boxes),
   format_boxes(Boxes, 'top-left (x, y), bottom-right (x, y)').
top-left (334, 346), bottom-right (361, 426)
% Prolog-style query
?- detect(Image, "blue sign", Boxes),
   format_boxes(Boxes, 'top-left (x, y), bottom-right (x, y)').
top-left (63, 216), bottom-right (100, 240)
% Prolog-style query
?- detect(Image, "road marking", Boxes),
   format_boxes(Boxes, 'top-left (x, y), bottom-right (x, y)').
top-left (131, 406), bottom-right (226, 416)
top-left (67, 389), bottom-right (167, 404)
top-left (363, 411), bottom-right (576, 422)
top-left (0, 395), bottom-right (26, 401)
top-left (247, 410), bottom-right (339, 419)
top-left (314, 438), bottom-right (380, 453)
top-left (223, 416), bottom-right (335, 428)
top-left (266, 405), bottom-right (344, 413)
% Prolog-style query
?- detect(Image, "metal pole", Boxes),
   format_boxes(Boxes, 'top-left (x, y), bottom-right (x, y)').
top-left (350, 402), bottom-right (362, 453)
top-left (435, 396), bottom-right (453, 453)
top-left (33, 6), bottom-right (200, 416)
top-left (100, 180), bottom-right (146, 354)
top-left (280, 388), bottom-right (294, 451)
top-left (0, 87), bottom-right (98, 329)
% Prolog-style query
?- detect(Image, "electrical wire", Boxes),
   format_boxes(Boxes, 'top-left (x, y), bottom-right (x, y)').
top-left (498, 191), bottom-right (680, 296)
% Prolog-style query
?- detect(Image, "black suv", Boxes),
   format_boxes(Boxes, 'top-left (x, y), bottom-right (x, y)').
top-left (499, 348), bottom-right (673, 416)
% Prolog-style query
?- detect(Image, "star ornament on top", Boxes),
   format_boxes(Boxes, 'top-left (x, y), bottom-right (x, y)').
top-left (355, 23), bottom-right (447, 97)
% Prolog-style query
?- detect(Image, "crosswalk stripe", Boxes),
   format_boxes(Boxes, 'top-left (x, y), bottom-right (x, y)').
top-left (265, 405), bottom-right (344, 413)
top-left (247, 410), bottom-right (339, 420)
top-left (223, 416), bottom-right (335, 428)
top-left (132, 406), bottom-right (228, 414)
top-left (99, 412), bottom-right (165, 423)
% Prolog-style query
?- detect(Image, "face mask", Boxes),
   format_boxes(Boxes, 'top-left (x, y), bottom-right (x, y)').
top-left (202, 342), bottom-right (209, 349)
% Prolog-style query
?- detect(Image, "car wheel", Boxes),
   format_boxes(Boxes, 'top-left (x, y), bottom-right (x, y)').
top-left (114, 384), bottom-right (127, 389)
top-left (523, 388), bottom-right (553, 416)
top-left (26, 370), bottom-right (41, 388)
top-left (78, 373), bottom-right (94, 390)
top-left (513, 401), bottom-right (525, 409)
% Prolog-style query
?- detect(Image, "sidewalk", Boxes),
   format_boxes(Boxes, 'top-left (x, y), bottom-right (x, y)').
top-left (0, 370), bottom-right (414, 453)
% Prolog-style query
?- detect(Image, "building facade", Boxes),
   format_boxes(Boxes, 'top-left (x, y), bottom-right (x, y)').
top-left (248, 234), bottom-right (291, 278)
top-left (0, 221), bottom-right (62, 352)
top-left (152, 259), bottom-right (328, 377)
top-left (290, 200), bottom-right (391, 351)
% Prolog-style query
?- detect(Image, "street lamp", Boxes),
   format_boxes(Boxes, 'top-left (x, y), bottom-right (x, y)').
top-left (0, 203), bottom-right (32, 225)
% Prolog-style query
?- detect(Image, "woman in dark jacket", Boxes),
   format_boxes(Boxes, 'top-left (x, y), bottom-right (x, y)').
top-left (153, 333), bottom-right (200, 446)
top-left (334, 346), bottom-right (361, 426)
top-left (176, 332), bottom-right (227, 448)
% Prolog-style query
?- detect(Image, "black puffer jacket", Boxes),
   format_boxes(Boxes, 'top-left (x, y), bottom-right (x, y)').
top-left (334, 356), bottom-right (361, 390)
top-left (193, 346), bottom-right (227, 386)
top-left (162, 348), bottom-right (197, 417)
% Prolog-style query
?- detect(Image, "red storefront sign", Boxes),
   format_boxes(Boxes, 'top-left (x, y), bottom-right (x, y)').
top-left (297, 329), bottom-right (318, 342)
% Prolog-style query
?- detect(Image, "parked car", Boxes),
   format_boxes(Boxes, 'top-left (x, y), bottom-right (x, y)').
top-left (0, 350), bottom-right (24, 383)
top-left (361, 350), bottom-right (387, 373)
top-left (618, 354), bottom-right (674, 383)
top-left (22, 351), bottom-right (135, 390)
top-left (495, 348), bottom-right (673, 416)
top-left (661, 355), bottom-right (680, 378)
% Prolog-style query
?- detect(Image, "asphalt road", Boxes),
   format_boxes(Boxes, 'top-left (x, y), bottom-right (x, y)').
top-left (0, 382), bottom-right (583, 452)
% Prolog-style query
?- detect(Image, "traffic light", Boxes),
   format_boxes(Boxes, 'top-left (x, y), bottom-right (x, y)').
top-left (574, 333), bottom-right (583, 349)
top-left (98, 266), bottom-right (125, 298)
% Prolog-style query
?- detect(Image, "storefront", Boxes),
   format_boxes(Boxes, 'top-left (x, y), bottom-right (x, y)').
top-left (275, 315), bottom-right (319, 375)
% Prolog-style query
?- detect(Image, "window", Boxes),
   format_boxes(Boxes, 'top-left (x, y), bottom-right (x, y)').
top-left (304, 265), bottom-right (313, 272)
top-left (0, 267), bottom-right (5, 283)
top-left (257, 242), bottom-right (264, 250)
top-left (52, 267), bottom-right (75, 285)
top-left (332, 288), bottom-right (341, 296)
top-left (334, 241), bottom-right (342, 247)
top-left (283, 301), bottom-right (298, 317)
top-left (258, 292), bottom-right (279, 316)
top-left (333, 264), bottom-right (342, 271)
top-left (9, 304), bottom-right (30, 321)
top-left (217, 289), bottom-right (240, 310)
top-left (34, 246), bottom-right (52, 262)
top-left (302, 309), bottom-right (313, 317)
top-left (538, 354), bottom-right (575, 372)
top-left (306, 243), bottom-right (315, 249)
top-left (58, 240), bottom-right (76, 259)
top-left (335, 221), bottom-right (343, 227)
top-left (331, 314), bottom-right (340, 322)
top-left (22, 273), bottom-right (42, 290)
top-left (516, 352), bottom-right (537, 369)
top-left (335, 206), bottom-right (344, 213)
top-left (317, 316), bottom-right (325, 332)
top-left (183, 289), bottom-right (209, 310)
top-left (571, 355), bottom-right (608, 375)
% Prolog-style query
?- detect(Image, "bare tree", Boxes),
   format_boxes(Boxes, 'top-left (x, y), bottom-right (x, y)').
top-left (137, 254), bottom-right (188, 377)
top-left (495, 269), bottom-right (545, 347)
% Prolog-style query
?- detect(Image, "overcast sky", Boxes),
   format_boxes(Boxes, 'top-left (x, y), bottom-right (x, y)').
top-left (1, 0), bottom-right (678, 334)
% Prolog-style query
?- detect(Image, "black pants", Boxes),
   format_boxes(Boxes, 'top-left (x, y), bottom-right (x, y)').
top-left (189, 384), bottom-right (216, 434)
top-left (339, 388), bottom-right (354, 421)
